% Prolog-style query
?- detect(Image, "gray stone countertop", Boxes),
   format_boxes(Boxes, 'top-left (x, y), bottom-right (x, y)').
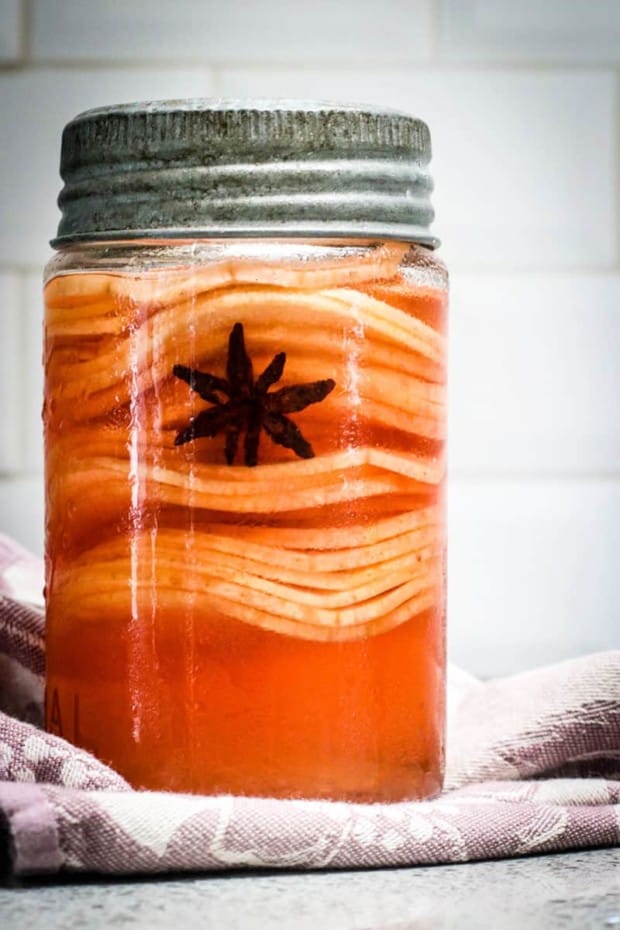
top-left (1, 847), bottom-right (619, 930)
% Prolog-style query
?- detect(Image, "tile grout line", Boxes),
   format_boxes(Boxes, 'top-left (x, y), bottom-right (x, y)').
top-left (428, 0), bottom-right (442, 63)
top-left (9, 58), bottom-right (620, 73)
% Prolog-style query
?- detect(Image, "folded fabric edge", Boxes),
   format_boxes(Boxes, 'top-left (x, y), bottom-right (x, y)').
top-left (0, 782), bottom-right (63, 877)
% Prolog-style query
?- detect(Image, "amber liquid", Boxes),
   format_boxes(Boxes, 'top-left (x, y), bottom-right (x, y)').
top-left (44, 244), bottom-right (447, 801)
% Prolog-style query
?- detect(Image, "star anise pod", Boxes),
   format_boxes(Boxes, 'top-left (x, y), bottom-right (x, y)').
top-left (172, 322), bottom-right (335, 467)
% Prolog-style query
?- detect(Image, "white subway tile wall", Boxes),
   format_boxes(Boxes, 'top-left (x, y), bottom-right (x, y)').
top-left (0, 273), bottom-right (22, 473)
top-left (449, 275), bottom-right (620, 474)
top-left (0, 0), bottom-right (21, 62)
top-left (440, 0), bottom-right (620, 63)
top-left (23, 272), bottom-right (44, 473)
top-left (31, 0), bottom-right (434, 64)
top-left (0, 68), bottom-right (212, 265)
top-left (448, 478), bottom-right (620, 675)
top-left (1, 0), bottom-right (618, 675)
top-left (218, 68), bottom-right (617, 270)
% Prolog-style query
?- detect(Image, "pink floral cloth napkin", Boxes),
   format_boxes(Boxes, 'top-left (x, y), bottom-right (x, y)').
top-left (0, 534), bottom-right (618, 877)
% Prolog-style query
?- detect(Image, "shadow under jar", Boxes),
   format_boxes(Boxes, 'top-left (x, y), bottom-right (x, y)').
top-left (44, 102), bottom-right (448, 801)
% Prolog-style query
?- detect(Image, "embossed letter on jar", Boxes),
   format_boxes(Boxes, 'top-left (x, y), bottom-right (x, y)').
top-left (44, 101), bottom-right (448, 801)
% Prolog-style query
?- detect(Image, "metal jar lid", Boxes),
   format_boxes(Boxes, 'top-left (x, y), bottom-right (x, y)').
top-left (53, 99), bottom-right (438, 247)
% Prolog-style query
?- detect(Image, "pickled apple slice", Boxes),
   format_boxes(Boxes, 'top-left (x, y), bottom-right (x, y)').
top-left (54, 462), bottom-right (430, 515)
top-left (45, 244), bottom-right (447, 644)
top-left (48, 438), bottom-right (443, 487)
top-left (57, 536), bottom-right (439, 611)
top-left (240, 586), bottom-right (440, 641)
top-left (52, 577), bottom-right (439, 642)
top-left (50, 449), bottom-right (443, 524)
top-left (44, 241), bottom-right (408, 317)
top-left (67, 540), bottom-right (439, 596)
top-left (64, 521), bottom-right (440, 585)
top-left (52, 286), bottom-right (445, 402)
top-left (213, 503), bottom-right (440, 549)
top-left (52, 542), bottom-right (441, 640)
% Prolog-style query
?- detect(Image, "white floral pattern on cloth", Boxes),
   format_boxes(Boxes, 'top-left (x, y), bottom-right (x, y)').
top-left (0, 536), bottom-right (618, 877)
top-left (1, 778), bottom-right (618, 876)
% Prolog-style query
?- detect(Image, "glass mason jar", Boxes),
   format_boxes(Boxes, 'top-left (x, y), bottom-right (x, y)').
top-left (44, 102), bottom-right (448, 802)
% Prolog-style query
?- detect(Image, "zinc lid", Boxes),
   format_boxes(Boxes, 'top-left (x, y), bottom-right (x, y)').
top-left (53, 98), bottom-right (438, 247)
